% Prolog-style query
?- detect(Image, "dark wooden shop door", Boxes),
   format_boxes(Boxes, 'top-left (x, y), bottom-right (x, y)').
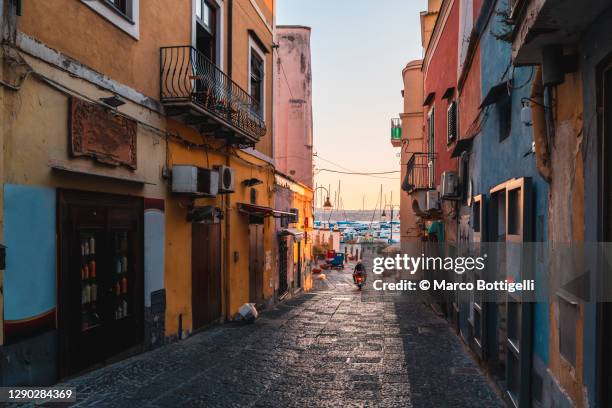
top-left (192, 223), bottom-right (221, 329)
top-left (249, 224), bottom-right (264, 303)
top-left (58, 190), bottom-right (143, 378)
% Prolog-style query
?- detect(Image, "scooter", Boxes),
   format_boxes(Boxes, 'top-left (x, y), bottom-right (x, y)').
top-left (353, 262), bottom-right (366, 290)
top-left (354, 273), bottom-right (365, 290)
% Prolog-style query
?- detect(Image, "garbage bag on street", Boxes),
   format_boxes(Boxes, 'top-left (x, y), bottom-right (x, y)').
top-left (236, 303), bottom-right (258, 322)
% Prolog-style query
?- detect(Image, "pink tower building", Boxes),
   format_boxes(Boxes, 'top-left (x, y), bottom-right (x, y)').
top-left (274, 26), bottom-right (314, 188)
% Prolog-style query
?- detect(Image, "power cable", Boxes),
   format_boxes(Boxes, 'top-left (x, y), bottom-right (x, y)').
top-left (314, 154), bottom-right (400, 180)
top-left (315, 168), bottom-right (400, 175)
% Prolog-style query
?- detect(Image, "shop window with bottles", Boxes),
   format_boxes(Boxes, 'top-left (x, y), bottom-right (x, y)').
top-left (80, 232), bottom-right (101, 331)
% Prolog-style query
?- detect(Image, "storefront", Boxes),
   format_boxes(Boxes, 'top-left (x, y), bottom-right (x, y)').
top-left (57, 190), bottom-right (144, 377)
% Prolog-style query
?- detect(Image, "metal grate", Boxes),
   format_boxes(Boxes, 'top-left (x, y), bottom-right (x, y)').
top-left (447, 101), bottom-right (458, 143)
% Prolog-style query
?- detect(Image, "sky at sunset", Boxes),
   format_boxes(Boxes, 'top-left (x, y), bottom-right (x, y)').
top-left (277, 0), bottom-right (428, 210)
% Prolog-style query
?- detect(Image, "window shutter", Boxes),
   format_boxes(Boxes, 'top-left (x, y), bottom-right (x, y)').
top-left (447, 101), bottom-right (458, 143)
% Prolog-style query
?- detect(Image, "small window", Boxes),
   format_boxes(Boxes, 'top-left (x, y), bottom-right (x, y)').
top-left (507, 187), bottom-right (521, 235)
top-left (104, 0), bottom-right (132, 19)
top-left (82, 0), bottom-right (138, 39)
top-left (498, 95), bottom-right (512, 142)
top-left (447, 101), bottom-right (458, 144)
top-left (472, 201), bottom-right (481, 233)
top-left (196, 0), bottom-right (213, 30)
top-left (195, 1), bottom-right (217, 62)
top-left (250, 49), bottom-right (264, 117)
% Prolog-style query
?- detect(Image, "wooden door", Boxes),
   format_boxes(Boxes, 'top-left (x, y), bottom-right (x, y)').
top-left (504, 177), bottom-right (533, 408)
top-left (278, 237), bottom-right (289, 296)
top-left (249, 224), bottom-right (264, 303)
top-left (471, 194), bottom-right (486, 360)
top-left (58, 190), bottom-right (143, 378)
top-left (192, 223), bottom-right (221, 329)
top-left (296, 241), bottom-right (302, 288)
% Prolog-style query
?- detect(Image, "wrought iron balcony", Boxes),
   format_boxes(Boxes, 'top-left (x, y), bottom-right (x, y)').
top-left (402, 153), bottom-right (437, 193)
top-left (390, 118), bottom-right (402, 147)
top-left (160, 46), bottom-right (266, 146)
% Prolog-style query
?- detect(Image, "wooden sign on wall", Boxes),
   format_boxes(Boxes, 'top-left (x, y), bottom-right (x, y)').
top-left (70, 97), bottom-right (137, 169)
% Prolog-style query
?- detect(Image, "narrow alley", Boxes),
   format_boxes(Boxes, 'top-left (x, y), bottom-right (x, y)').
top-left (50, 251), bottom-right (502, 407)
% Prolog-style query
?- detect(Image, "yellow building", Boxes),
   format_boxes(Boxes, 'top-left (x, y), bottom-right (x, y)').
top-left (0, 0), bottom-right (277, 384)
top-left (274, 172), bottom-right (313, 295)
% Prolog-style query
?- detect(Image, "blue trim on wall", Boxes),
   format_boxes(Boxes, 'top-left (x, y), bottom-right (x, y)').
top-left (472, 0), bottom-right (550, 363)
top-left (4, 184), bottom-right (56, 322)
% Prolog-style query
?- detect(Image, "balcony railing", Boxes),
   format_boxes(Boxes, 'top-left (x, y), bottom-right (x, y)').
top-left (390, 118), bottom-right (402, 147)
top-left (403, 153), bottom-right (437, 193)
top-left (160, 46), bottom-right (266, 145)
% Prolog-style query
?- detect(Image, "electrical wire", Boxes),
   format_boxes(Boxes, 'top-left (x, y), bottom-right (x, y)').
top-left (315, 168), bottom-right (401, 175)
top-left (314, 154), bottom-right (400, 180)
top-left (274, 48), bottom-right (295, 100)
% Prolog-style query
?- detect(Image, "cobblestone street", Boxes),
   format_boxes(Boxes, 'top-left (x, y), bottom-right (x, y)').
top-left (53, 253), bottom-right (503, 407)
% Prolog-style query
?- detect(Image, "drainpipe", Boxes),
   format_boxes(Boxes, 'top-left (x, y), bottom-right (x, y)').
top-left (224, 145), bottom-right (231, 321)
top-left (227, 0), bottom-right (232, 78)
top-left (222, 0), bottom-right (233, 322)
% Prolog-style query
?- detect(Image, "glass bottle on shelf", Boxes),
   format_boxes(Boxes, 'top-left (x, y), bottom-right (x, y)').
top-left (89, 236), bottom-right (95, 255)
top-left (121, 276), bottom-right (127, 294)
top-left (90, 260), bottom-right (96, 278)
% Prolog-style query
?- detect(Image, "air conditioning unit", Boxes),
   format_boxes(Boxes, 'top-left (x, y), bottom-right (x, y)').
top-left (289, 208), bottom-right (299, 224)
top-left (426, 190), bottom-right (440, 211)
top-left (171, 165), bottom-right (219, 197)
top-left (441, 171), bottom-right (460, 199)
top-left (214, 165), bottom-right (235, 193)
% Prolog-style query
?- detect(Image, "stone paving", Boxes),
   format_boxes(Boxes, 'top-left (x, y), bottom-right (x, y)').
top-left (36, 251), bottom-right (504, 407)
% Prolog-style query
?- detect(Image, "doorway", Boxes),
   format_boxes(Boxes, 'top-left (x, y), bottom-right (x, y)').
top-left (600, 60), bottom-right (612, 407)
top-left (191, 223), bottom-right (221, 330)
top-left (249, 224), bottom-right (264, 304)
top-left (278, 237), bottom-right (289, 297)
top-left (296, 241), bottom-right (302, 289)
top-left (58, 190), bottom-right (143, 378)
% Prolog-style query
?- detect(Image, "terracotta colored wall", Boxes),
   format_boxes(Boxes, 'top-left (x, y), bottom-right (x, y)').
top-left (423, 0), bottom-right (460, 182)
top-left (232, 0), bottom-right (274, 158)
top-left (18, 0), bottom-right (191, 100)
top-left (274, 26), bottom-right (313, 188)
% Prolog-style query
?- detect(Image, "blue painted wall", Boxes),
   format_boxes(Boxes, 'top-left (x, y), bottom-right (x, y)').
top-left (4, 184), bottom-right (57, 322)
top-left (472, 0), bottom-right (550, 363)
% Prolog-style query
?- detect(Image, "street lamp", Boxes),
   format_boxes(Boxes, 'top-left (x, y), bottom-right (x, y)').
top-left (323, 196), bottom-right (333, 210)
top-left (381, 203), bottom-right (400, 243)
top-left (314, 185), bottom-right (333, 222)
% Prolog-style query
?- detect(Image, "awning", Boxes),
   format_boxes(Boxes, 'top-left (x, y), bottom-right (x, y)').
top-left (479, 81), bottom-right (509, 109)
top-left (450, 137), bottom-right (474, 158)
top-left (423, 92), bottom-right (436, 106)
top-left (278, 228), bottom-right (304, 241)
top-left (237, 203), bottom-right (294, 218)
top-left (442, 87), bottom-right (455, 100)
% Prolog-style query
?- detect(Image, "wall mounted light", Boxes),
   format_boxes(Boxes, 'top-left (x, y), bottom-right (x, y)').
top-left (100, 95), bottom-right (126, 108)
